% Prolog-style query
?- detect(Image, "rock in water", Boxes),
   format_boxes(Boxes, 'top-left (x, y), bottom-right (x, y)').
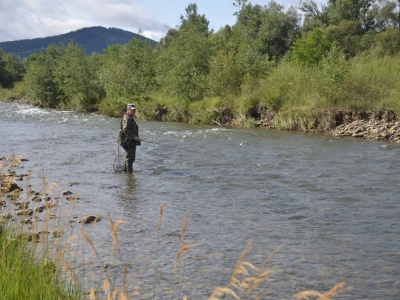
top-left (79, 215), bottom-right (100, 224)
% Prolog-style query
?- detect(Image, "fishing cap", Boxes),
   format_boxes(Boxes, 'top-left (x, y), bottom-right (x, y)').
top-left (127, 103), bottom-right (136, 110)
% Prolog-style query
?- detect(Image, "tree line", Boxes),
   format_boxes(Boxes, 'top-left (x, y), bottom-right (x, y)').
top-left (1, 0), bottom-right (400, 126)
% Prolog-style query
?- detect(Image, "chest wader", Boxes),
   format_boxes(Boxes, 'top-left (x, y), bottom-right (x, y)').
top-left (121, 115), bottom-right (137, 173)
top-left (125, 148), bottom-right (135, 172)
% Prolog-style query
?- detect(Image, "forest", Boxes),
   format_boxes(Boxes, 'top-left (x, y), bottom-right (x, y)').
top-left (1, 0), bottom-right (400, 130)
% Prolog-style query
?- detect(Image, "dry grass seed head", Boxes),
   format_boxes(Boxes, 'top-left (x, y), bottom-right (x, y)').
top-left (231, 241), bottom-right (252, 276)
top-left (242, 276), bottom-right (257, 284)
top-left (141, 253), bottom-right (149, 278)
top-left (59, 235), bottom-right (78, 257)
top-left (243, 261), bottom-right (258, 272)
top-left (179, 211), bottom-right (188, 247)
top-left (229, 277), bottom-right (242, 290)
top-left (103, 278), bottom-right (111, 295)
top-left (292, 282), bottom-right (345, 300)
top-left (158, 202), bottom-right (164, 235)
top-left (64, 264), bottom-right (78, 284)
top-left (292, 290), bottom-right (322, 299)
top-left (107, 212), bottom-right (124, 256)
top-left (318, 282), bottom-right (346, 300)
top-left (209, 287), bottom-right (239, 300)
top-left (175, 244), bottom-right (196, 261)
top-left (173, 244), bottom-right (196, 271)
top-left (254, 291), bottom-right (269, 300)
top-left (89, 288), bottom-right (96, 300)
top-left (245, 270), bottom-right (272, 295)
top-left (261, 244), bottom-right (284, 267)
top-left (130, 282), bottom-right (143, 298)
top-left (79, 227), bottom-right (100, 258)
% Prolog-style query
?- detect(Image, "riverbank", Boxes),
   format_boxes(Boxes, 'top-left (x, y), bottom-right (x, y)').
top-left (5, 95), bottom-right (400, 144)
top-left (254, 108), bottom-right (400, 143)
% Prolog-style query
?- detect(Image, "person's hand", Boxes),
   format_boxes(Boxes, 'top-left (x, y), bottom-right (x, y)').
top-left (133, 136), bottom-right (141, 142)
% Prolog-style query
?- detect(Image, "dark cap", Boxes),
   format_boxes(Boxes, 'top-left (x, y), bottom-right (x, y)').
top-left (127, 103), bottom-right (136, 110)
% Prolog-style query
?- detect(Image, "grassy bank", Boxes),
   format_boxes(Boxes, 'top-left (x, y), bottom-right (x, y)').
top-left (1, 52), bottom-right (400, 133)
top-left (0, 224), bottom-right (82, 300)
top-left (1, 155), bottom-right (347, 299)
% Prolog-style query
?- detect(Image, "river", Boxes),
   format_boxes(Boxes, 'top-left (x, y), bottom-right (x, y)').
top-left (1, 102), bottom-right (399, 299)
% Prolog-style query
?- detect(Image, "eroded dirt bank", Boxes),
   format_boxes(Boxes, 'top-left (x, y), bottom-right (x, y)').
top-left (254, 109), bottom-right (400, 143)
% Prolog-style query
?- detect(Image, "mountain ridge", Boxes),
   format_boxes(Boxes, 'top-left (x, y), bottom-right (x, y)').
top-left (0, 26), bottom-right (157, 58)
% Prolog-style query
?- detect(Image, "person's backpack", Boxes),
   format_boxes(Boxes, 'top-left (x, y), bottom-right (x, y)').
top-left (117, 129), bottom-right (126, 147)
top-left (118, 116), bottom-right (127, 148)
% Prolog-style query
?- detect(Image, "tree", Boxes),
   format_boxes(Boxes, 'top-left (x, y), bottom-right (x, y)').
top-left (54, 41), bottom-right (103, 111)
top-left (372, 27), bottom-right (400, 55)
top-left (0, 49), bottom-right (24, 88)
top-left (155, 4), bottom-right (212, 99)
top-left (373, 0), bottom-right (400, 29)
top-left (258, 1), bottom-right (301, 60)
top-left (24, 45), bottom-right (66, 108)
top-left (291, 28), bottom-right (332, 65)
top-left (100, 37), bottom-right (155, 104)
top-left (325, 20), bottom-right (362, 57)
top-left (207, 50), bottom-right (242, 96)
top-left (300, 0), bottom-right (377, 30)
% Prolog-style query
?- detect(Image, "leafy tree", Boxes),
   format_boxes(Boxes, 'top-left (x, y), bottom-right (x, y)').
top-left (0, 49), bottom-right (24, 88)
top-left (291, 28), bottom-right (332, 65)
top-left (155, 3), bottom-right (212, 100)
top-left (258, 1), bottom-right (301, 60)
top-left (210, 25), bottom-right (234, 53)
top-left (54, 41), bottom-right (103, 111)
top-left (372, 27), bottom-right (400, 55)
top-left (300, 0), bottom-right (377, 30)
top-left (373, 0), bottom-right (400, 29)
top-left (228, 1), bottom-right (300, 79)
top-left (325, 20), bottom-right (362, 57)
top-left (318, 44), bottom-right (348, 105)
top-left (325, 0), bottom-right (376, 27)
top-left (24, 45), bottom-right (66, 107)
top-left (100, 37), bottom-right (155, 105)
top-left (207, 50), bottom-right (242, 96)
top-left (235, 39), bottom-right (266, 78)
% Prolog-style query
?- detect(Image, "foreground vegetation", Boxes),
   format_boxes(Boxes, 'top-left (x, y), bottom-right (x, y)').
top-left (1, 155), bottom-right (346, 299)
top-left (1, 0), bottom-right (400, 130)
top-left (0, 156), bottom-right (82, 300)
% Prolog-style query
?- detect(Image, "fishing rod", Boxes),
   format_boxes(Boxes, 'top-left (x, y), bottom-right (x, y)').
top-left (141, 139), bottom-right (202, 154)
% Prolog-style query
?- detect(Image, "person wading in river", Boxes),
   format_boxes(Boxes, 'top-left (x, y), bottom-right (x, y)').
top-left (120, 103), bottom-right (141, 172)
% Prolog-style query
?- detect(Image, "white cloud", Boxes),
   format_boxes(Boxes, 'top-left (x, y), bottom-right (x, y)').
top-left (0, 0), bottom-right (168, 42)
top-left (0, 0), bottom-right (306, 43)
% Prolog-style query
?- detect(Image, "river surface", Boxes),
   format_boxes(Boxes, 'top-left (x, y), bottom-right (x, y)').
top-left (1, 102), bottom-right (399, 299)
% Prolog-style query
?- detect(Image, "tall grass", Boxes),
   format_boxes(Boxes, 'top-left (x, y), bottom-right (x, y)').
top-left (241, 51), bottom-right (400, 130)
top-left (0, 155), bottom-right (83, 300)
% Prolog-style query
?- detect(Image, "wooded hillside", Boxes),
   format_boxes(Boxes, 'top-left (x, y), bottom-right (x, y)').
top-left (0, 26), bottom-right (157, 58)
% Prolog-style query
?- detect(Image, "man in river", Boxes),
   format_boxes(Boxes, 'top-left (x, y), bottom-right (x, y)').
top-left (120, 103), bottom-right (141, 172)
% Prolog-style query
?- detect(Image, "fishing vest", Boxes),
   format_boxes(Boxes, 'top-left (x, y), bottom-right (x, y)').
top-left (118, 114), bottom-right (140, 149)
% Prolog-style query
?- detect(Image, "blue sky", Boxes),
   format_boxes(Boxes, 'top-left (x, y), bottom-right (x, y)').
top-left (0, 0), bottom-right (320, 43)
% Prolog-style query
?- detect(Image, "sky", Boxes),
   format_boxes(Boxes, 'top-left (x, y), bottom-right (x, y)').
top-left (0, 0), bottom-right (314, 43)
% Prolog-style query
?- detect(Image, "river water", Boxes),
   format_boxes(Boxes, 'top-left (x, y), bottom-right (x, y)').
top-left (1, 102), bottom-right (399, 299)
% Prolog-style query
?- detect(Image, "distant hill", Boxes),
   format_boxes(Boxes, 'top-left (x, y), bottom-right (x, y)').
top-left (0, 26), bottom-right (157, 59)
